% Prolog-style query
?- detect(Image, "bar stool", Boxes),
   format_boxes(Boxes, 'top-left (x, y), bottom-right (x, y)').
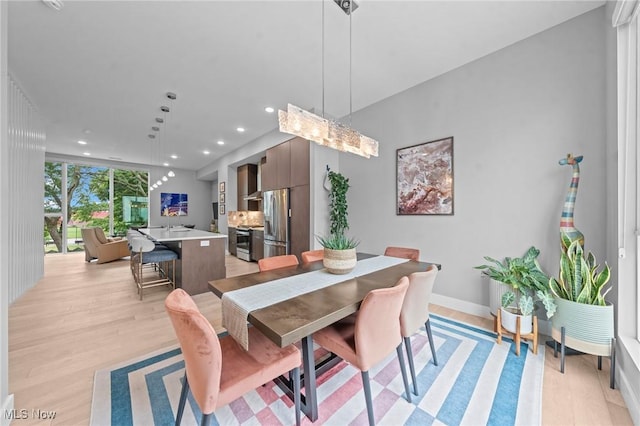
top-left (130, 237), bottom-right (178, 300)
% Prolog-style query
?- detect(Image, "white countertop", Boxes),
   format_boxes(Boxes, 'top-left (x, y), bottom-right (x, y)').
top-left (139, 227), bottom-right (227, 242)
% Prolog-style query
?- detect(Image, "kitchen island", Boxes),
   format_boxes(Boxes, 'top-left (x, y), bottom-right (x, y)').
top-left (139, 227), bottom-right (227, 295)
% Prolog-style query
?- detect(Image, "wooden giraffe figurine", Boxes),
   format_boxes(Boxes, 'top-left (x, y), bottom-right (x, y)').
top-left (559, 153), bottom-right (584, 251)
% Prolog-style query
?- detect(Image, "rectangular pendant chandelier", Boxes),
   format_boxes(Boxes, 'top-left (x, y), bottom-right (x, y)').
top-left (278, 104), bottom-right (378, 159)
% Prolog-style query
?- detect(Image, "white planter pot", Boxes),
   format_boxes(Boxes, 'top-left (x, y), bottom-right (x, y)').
top-left (500, 307), bottom-right (532, 335)
top-left (551, 298), bottom-right (614, 356)
top-left (489, 278), bottom-right (512, 316)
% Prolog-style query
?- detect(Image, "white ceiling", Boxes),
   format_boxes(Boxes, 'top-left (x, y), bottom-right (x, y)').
top-left (8, 0), bottom-right (604, 174)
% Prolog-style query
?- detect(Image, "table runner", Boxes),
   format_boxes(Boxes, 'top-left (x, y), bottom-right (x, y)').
top-left (222, 255), bottom-right (409, 350)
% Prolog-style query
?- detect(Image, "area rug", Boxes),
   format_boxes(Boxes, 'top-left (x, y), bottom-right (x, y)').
top-left (90, 315), bottom-right (544, 426)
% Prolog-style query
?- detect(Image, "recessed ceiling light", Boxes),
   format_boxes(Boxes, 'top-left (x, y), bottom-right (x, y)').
top-left (163, 162), bottom-right (170, 167)
top-left (77, 140), bottom-right (87, 145)
top-left (152, 126), bottom-right (160, 132)
top-left (83, 152), bottom-right (91, 156)
top-left (42, 0), bottom-right (64, 11)
top-left (148, 134), bottom-right (156, 139)
top-left (170, 154), bottom-right (178, 159)
top-left (162, 176), bottom-right (168, 181)
top-left (265, 106), bottom-right (275, 113)
top-left (160, 106), bottom-right (170, 113)
top-left (156, 180), bottom-right (162, 186)
top-left (203, 150), bottom-right (210, 155)
top-left (236, 127), bottom-right (245, 133)
top-left (153, 183), bottom-right (158, 188)
top-left (217, 140), bottom-right (225, 145)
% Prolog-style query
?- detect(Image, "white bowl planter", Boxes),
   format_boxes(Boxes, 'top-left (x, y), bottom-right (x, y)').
top-left (551, 298), bottom-right (616, 388)
top-left (500, 307), bottom-right (532, 335)
top-left (489, 278), bottom-right (512, 316)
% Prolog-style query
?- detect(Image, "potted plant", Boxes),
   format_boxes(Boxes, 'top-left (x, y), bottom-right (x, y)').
top-left (317, 171), bottom-right (359, 274)
top-left (548, 237), bottom-right (616, 387)
top-left (475, 246), bottom-right (557, 334)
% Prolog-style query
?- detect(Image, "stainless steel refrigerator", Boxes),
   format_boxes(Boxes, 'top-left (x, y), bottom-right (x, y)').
top-left (263, 188), bottom-right (290, 257)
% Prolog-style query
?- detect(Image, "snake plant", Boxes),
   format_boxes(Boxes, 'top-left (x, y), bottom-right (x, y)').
top-left (549, 239), bottom-right (611, 305)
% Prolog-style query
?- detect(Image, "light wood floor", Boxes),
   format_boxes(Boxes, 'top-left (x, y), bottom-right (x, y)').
top-left (8, 253), bottom-right (633, 425)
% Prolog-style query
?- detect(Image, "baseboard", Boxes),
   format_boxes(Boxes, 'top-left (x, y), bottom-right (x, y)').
top-left (618, 336), bottom-right (640, 425)
top-left (1, 394), bottom-right (14, 426)
top-left (430, 292), bottom-right (551, 336)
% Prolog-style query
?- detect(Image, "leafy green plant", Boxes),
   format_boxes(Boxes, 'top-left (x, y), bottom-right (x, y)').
top-left (316, 234), bottom-right (360, 250)
top-left (318, 171), bottom-right (359, 250)
top-left (327, 171), bottom-right (350, 237)
top-left (475, 246), bottom-right (556, 318)
top-left (549, 239), bottom-right (611, 305)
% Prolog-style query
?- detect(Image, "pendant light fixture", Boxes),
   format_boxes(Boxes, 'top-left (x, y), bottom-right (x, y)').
top-left (278, 0), bottom-right (378, 158)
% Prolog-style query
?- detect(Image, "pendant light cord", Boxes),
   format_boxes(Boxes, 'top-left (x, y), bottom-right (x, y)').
top-left (349, 0), bottom-right (352, 127)
top-left (322, 0), bottom-right (325, 118)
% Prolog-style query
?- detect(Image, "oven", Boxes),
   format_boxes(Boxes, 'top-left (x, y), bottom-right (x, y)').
top-left (236, 228), bottom-right (251, 261)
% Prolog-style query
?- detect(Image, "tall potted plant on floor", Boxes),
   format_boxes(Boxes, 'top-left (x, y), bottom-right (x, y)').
top-left (549, 237), bottom-right (616, 388)
top-left (475, 246), bottom-right (557, 334)
top-left (317, 171), bottom-right (359, 274)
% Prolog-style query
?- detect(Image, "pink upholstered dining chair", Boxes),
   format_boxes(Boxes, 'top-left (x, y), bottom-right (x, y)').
top-left (165, 289), bottom-right (301, 426)
top-left (384, 246), bottom-right (420, 261)
top-left (400, 265), bottom-right (439, 396)
top-left (301, 249), bottom-right (324, 264)
top-left (313, 277), bottom-right (412, 426)
top-left (258, 254), bottom-right (299, 272)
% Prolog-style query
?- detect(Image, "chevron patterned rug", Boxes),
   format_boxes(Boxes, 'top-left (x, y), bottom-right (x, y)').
top-left (90, 315), bottom-right (544, 426)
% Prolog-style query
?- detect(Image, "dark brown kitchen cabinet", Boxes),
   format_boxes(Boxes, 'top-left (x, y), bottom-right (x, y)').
top-left (237, 164), bottom-right (259, 211)
top-left (289, 184), bottom-right (310, 261)
top-left (274, 141), bottom-right (291, 189)
top-left (262, 137), bottom-right (309, 191)
top-left (251, 229), bottom-right (264, 261)
top-left (289, 137), bottom-right (310, 187)
top-left (228, 227), bottom-right (237, 256)
top-left (260, 155), bottom-right (275, 192)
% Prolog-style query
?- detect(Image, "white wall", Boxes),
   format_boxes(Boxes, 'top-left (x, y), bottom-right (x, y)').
top-left (147, 167), bottom-right (213, 231)
top-left (1, 0), bottom-right (47, 415)
top-left (0, 0), bottom-right (9, 418)
top-left (339, 9), bottom-right (607, 313)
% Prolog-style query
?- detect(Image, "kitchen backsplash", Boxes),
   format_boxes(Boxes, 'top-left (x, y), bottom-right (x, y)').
top-left (227, 210), bottom-right (264, 228)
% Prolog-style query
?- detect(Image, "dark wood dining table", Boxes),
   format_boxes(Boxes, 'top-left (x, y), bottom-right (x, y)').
top-left (208, 253), bottom-right (439, 422)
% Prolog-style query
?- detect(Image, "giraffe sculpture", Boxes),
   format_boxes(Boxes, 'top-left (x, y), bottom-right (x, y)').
top-left (559, 153), bottom-right (584, 251)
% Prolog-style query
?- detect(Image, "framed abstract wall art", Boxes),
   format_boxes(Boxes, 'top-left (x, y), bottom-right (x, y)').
top-left (396, 136), bottom-right (454, 215)
top-left (161, 192), bottom-right (188, 217)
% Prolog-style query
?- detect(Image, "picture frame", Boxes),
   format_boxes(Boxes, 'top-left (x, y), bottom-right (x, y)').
top-left (220, 193), bottom-right (225, 203)
top-left (219, 204), bottom-right (225, 216)
top-left (396, 136), bottom-right (453, 215)
top-left (219, 181), bottom-right (226, 193)
top-left (160, 192), bottom-right (188, 217)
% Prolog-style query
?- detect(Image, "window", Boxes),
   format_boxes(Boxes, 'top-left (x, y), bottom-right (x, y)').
top-left (43, 161), bottom-right (148, 253)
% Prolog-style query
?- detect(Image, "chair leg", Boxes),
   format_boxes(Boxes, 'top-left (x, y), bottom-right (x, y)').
top-left (291, 366), bottom-right (301, 426)
top-left (425, 319), bottom-right (438, 366)
top-left (560, 326), bottom-right (566, 374)
top-left (200, 413), bottom-right (212, 426)
top-left (610, 337), bottom-right (616, 389)
top-left (404, 337), bottom-right (418, 396)
top-left (361, 371), bottom-right (375, 426)
top-left (175, 373), bottom-right (189, 426)
top-left (396, 344), bottom-right (412, 403)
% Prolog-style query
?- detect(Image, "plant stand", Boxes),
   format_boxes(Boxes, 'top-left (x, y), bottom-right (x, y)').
top-left (496, 309), bottom-right (538, 356)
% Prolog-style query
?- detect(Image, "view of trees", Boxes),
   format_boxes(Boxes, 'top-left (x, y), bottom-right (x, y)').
top-left (44, 162), bottom-right (148, 252)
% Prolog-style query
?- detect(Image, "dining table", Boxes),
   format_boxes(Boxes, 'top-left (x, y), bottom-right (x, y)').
top-left (208, 253), bottom-right (440, 422)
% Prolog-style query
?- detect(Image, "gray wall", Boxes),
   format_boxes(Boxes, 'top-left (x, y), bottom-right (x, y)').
top-left (339, 8), bottom-right (607, 315)
top-left (147, 167), bottom-right (213, 231)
